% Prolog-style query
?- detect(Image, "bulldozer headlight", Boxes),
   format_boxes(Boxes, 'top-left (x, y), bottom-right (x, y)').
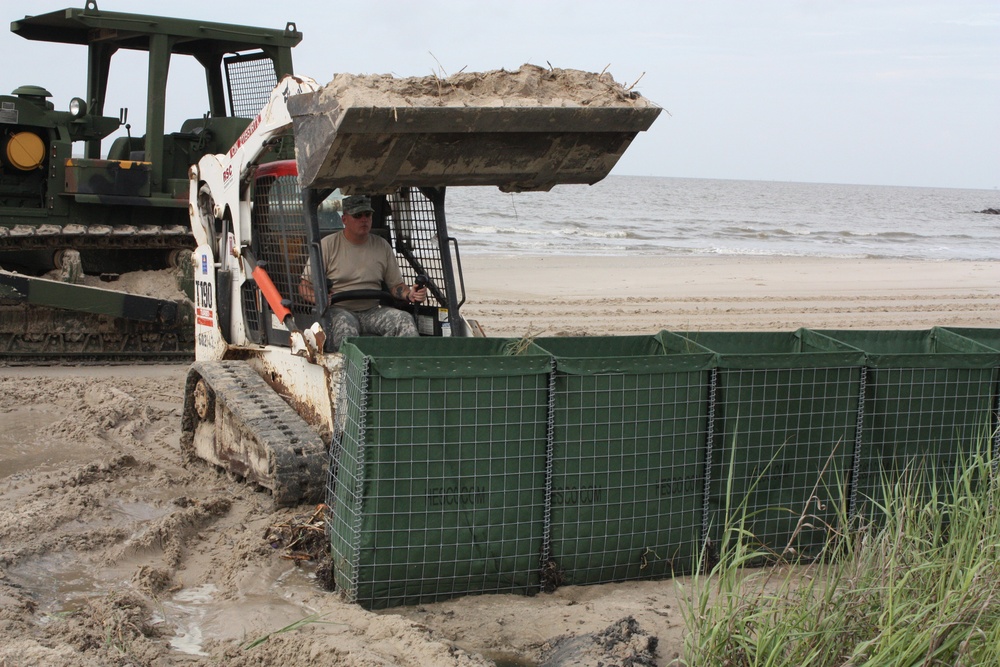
top-left (69, 97), bottom-right (87, 118)
top-left (5, 131), bottom-right (46, 170)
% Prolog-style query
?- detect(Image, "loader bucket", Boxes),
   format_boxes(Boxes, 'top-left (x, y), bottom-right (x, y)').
top-left (287, 64), bottom-right (661, 193)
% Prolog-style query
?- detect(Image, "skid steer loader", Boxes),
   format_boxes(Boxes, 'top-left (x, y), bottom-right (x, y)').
top-left (180, 65), bottom-right (660, 506)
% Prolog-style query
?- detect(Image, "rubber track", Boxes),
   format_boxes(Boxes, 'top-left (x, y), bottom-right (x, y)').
top-left (182, 360), bottom-right (328, 507)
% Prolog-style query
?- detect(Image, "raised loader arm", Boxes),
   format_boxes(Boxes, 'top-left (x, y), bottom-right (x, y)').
top-left (189, 74), bottom-right (321, 253)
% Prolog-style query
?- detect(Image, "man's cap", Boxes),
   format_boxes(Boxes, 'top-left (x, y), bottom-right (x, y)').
top-left (343, 194), bottom-right (374, 216)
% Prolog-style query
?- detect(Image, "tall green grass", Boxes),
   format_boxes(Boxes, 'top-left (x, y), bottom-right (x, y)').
top-left (678, 439), bottom-right (1000, 666)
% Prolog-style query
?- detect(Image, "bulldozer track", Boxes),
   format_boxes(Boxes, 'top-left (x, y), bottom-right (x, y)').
top-left (0, 224), bottom-right (194, 251)
top-left (0, 302), bottom-right (194, 364)
top-left (181, 361), bottom-right (328, 507)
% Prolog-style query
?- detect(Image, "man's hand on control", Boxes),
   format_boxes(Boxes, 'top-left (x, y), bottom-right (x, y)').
top-left (408, 284), bottom-right (427, 304)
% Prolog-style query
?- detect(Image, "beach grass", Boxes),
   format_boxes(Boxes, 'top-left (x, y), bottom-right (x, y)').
top-left (677, 437), bottom-right (1000, 666)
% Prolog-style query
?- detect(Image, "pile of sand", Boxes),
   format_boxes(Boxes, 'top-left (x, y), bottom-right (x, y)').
top-left (316, 63), bottom-right (657, 109)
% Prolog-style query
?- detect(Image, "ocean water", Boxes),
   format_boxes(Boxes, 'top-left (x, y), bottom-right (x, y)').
top-left (445, 176), bottom-right (1000, 260)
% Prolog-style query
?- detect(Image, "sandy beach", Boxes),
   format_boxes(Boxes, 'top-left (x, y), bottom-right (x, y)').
top-left (462, 255), bottom-right (1000, 336)
top-left (1, 255), bottom-right (997, 666)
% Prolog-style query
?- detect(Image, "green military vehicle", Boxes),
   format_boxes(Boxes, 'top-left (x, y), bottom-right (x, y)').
top-left (0, 1), bottom-right (299, 360)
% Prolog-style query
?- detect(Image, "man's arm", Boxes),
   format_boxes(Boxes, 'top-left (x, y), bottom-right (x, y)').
top-left (299, 276), bottom-right (317, 304)
top-left (391, 282), bottom-right (427, 304)
top-left (379, 238), bottom-right (426, 304)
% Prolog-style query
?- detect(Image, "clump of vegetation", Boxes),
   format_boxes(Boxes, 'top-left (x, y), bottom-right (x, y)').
top-left (678, 442), bottom-right (1000, 666)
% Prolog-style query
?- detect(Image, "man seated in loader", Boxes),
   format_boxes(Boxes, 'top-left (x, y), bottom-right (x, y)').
top-left (299, 194), bottom-right (427, 350)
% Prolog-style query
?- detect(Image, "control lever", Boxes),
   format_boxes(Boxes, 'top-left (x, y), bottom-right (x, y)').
top-left (410, 274), bottom-right (430, 331)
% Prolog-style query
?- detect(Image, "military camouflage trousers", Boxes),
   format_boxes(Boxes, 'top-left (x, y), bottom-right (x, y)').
top-left (327, 305), bottom-right (418, 351)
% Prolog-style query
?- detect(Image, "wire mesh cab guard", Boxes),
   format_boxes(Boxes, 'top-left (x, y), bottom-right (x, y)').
top-left (245, 162), bottom-right (467, 348)
top-left (225, 52), bottom-right (281, 119)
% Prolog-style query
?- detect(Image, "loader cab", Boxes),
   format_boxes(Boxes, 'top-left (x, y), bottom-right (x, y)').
top-left (243, 160), bottom-right (470, 349)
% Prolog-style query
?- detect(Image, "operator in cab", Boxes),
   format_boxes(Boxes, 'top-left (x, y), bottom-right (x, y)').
top-left (299, 194), bottom-right (427, 350)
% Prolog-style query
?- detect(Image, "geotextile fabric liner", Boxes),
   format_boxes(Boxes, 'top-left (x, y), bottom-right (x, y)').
top-left (533, 336), bottom-right (715, 585)
top-left (937, 327), bottom-right (1000, 355)
top-left (329, 337), bottom-right (550, 609)
top-left (659, 330), bottom-right (866, 560)
top-left (810, 329), bottom-right (1000, 517)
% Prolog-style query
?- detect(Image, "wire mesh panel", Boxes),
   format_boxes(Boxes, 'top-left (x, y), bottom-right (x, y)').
top-left (224, 52), bottom-right (279, 119)
top-left (810, 329), bottom-right (1000, 518)
top-left (387, 188), bottom-right (447, 310)
top-left (662, 330), bottom-right (865, 561)
top-left (534, 336), bottom-right (715, 585)
top-left (252, 173), bottom-right (312, 315)
top-left (936, 327), bottom-right (1000, 462)
top-left (327, 337), bottom-right (551, 609)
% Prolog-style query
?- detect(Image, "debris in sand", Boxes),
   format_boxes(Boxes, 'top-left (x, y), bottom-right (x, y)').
top-left (539, 616), bottom-right (658, 667)
top-left (265, 503), bottom-right (328, 562)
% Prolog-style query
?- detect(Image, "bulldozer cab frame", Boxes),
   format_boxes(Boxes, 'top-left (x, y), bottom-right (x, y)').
top-left (9, 1), bottom-right (300, 199)
top-left (244, 161), bottom-right (469, 349)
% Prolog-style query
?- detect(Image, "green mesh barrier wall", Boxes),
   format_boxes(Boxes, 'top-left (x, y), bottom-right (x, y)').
top-left (810, 329), bottom-right (1000, 517)
top-left (660, 330), bottom-right (865, 560)
top-left (328, 337), bottom-right (551, 609)
top-left (325, 328), bottom-right (1000, 609)
top-left (532, 336), bottom-right (715, 585)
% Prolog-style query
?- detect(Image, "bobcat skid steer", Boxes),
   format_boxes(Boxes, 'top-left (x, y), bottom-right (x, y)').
top-left (181, 65), bottom-right (660, 506)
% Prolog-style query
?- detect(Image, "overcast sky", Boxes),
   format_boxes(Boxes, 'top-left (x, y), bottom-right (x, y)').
top-left (4, 1), bottom-right (998, 190)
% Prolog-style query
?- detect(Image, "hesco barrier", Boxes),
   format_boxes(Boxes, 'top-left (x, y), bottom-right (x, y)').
top-left (329, 337), bottom-right (551, 609)
top-left (810, 329), bottom-right (1000, 517)
top-left (326, 328), bottom-right (1000, 609)
top-left (660, 330), bottom-right (866, 560)
top-left (532, 335), bottom-right (714, 585)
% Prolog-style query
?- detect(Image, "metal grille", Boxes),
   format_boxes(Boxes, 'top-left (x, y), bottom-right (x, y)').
top-left (240, 280), bottom-right (263, 345)
top-left (252, 174), bottom-right (312, 315)
top-left (854, 366), bottom-right (997, 516)
top-left (708, 366), bottom-right (861, 561)
top-left (224, 52), bottom-right (278, 119)
top-left (387, 188), bottom-right (447, 309)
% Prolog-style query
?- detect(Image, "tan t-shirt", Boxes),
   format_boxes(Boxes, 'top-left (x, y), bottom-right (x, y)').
top-left (303, 232), bottom-right (404, 311)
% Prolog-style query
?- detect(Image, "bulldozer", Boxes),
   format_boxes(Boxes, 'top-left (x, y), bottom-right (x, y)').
top-left (180, 65), bottom-right (661, 506)
top-left (0, 2), bottom-right (299, 360)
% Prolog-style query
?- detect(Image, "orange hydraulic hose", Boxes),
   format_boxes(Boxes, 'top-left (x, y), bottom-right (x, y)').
top-left (251, 264), bottom-right (293, 324)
